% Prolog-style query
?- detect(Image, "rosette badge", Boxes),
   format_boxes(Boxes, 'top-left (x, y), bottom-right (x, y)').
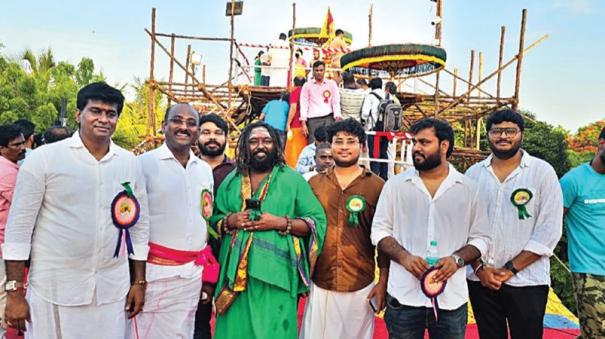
top-left (111, 182), bottom-right (140, 257)
top-left (346, 195), bottom-right (366, 227)
top-left (510, 188), bottom-right (533, 220)
top-left (421, 267), bottom-right (447, 322)
top-left (201, 189), bottom-right (213, 221)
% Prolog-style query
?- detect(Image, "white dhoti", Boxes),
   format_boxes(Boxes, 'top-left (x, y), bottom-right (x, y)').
top-left (300, 283), bottom-right (375, 339)
top-left (26, 287), bottom-right (126, 339)
top-left (127, 263), bottom-right (202, 339)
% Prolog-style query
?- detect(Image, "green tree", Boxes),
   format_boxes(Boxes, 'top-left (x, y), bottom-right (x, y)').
top-left (112, 78), bottom-right (166, 149)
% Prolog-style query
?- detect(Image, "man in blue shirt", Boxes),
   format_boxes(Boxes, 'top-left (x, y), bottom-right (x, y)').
top-left (560, 126), bottom-right (605, 339)
top-left (260, 93), bottom-right (289, 149)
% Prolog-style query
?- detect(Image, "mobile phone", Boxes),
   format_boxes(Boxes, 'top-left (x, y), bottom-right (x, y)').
top-left (245, 198), bottom-right (261, 210)
top-left (369, 296), bottom-right (378, 312)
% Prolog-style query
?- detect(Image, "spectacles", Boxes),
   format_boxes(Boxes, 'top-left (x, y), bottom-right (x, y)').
top-left (333, 139), bottom-right (359, 146)
top-left (489, 128), bottom-right (520, 137)
top-left (169, 117), bottom-right (198, 128)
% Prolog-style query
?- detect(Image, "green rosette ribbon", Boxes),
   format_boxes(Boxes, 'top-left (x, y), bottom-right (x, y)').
top-left (346, 195), bottom-right (367, 227)
top-left (510, 188), bottom-right (533, 220)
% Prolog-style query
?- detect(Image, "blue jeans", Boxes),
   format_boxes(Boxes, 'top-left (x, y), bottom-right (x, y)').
top-left (384, 295), bottom-right (467, 339)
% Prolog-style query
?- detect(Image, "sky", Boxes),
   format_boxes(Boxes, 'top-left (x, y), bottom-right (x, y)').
top-left (1, 0), bottom-right (604, 132)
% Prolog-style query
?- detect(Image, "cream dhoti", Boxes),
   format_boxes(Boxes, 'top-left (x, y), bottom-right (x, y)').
top-left (128, 243), bottom-right (213, 339)
top-left (300, 283), bottom-right (375, 339)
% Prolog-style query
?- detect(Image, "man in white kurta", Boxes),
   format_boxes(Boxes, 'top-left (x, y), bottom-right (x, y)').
top-left (128, 104), bottom-right (213, 339)
top-left (2, 82), bottom-right (150, 338)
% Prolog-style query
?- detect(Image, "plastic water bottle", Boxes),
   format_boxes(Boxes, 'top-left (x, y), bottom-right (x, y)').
top-left (426, 240), bottom-right (439, 266)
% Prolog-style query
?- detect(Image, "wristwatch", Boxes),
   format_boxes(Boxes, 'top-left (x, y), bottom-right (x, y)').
top-left (4, 280), bottom-right (24, 292)
top-left (452, 254), bottom-right (465, 268)
top-left (504, 260), bottom-right (519, 275)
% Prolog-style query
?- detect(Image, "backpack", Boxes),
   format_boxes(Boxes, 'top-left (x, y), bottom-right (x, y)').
top-left (369, 92), bottom-right (403, 132)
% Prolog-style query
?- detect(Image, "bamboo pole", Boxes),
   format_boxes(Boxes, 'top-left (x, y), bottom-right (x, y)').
top-left (497, 26), bottom-right (506, 104)
top-left (512, 9), bottom-right (527, 111)
top-left (368, 4), bottom-right (373, 47)
top-left (168, 33), bottom-right (176, 106)
top-left (184, 44), bottom-right (192, 96)
top-left (467, 50), bottom-right (475, 101)
top-left (437, 34), bottom-right (548, 115)
top-left (148, 8), bottom-right (157, 135)
top-left (443, 68), bottom-right (495, 98)
top-left (228, 0), bottom-right (236, 108)
top-left (478, 52), bottom-right (484, 99)
top-left (288, 2), bottom-right (296, 88)
top-left (154, 32), bottom-right (232, 42)
top-left (453, 68), bottom-right (458, 97)
top-left (433, 0), bottom-right (443, 116)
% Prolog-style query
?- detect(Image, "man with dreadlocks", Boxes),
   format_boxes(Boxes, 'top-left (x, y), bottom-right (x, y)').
top-left (211, 122), bottom-right (327, 339)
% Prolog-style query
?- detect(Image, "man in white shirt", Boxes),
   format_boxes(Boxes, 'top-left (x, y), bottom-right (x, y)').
top-left (302, 143), bottom-right (333, 181)
top-left (269, 33), bottom-right (290, 88)
top-left (3, 82), bottom-right (150, 338)
top-left (371, 118), bottom-right (490, 339)
top-left (129, 104), bottom-right (213, 339)
top-left (465, 109), bottom-right (563, 339)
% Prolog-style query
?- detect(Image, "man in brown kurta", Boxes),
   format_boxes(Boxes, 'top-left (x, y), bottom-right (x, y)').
top-left (301, 118), bottom-right (389, 339)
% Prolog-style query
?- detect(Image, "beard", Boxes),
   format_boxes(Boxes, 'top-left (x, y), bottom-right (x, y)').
top-left (334, 155), bottom-right (359, 168)
top-left (489, 139), bottom-right (522, 160)
top-left (413, 150), bottom-right (442, 171)
top-left (249, 149), bottom-right (276, 172)
top-left (200, 141), bottom-right (226, 156)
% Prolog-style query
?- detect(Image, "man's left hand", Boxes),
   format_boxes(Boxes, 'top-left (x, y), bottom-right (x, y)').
top-left (432, 256), bottom-right (458, 283)
top-left (125, 285), bottom-right (145, 319)
top-left (366, 281), bottom-right (387, 312)
top-left (493, 268), bottom-right (514, 283)
top-left (334, 116), bottom-right (342, 122)
top-left (242, 213), bottom-right (285, 232)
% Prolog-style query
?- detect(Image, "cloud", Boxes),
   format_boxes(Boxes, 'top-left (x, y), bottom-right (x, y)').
top-left (553, 0), bottom-right (593, 14)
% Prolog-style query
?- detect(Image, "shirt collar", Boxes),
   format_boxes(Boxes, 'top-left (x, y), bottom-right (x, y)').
top-left (405, 163), bottom-right (464, 184)
top-left (482, 149), bottom-right (530, 168)
top-left (0, 155), bottom-right (19, 170)
top-left (68, 131), bottom-right (119, 158)
top-left (312, 78), bottom-right (328, 85)
top-left (157, 143), bottom-right (199, 165)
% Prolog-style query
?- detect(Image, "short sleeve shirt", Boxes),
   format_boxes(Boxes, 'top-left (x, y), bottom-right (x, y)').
top-left (560, 162), bottom-right (605, 275)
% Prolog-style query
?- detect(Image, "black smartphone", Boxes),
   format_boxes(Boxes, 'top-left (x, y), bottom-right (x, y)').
top-left (369, 296), bottom-right (378, 312)
top-left (245, 198), bottom-right (261, 210)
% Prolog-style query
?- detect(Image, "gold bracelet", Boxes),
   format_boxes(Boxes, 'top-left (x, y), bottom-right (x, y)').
top-left (131, 280), bottom-right (147, 286)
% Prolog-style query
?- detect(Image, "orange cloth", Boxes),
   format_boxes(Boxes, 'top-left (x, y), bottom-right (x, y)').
top-left (285, 127), bottom-right (307, 168)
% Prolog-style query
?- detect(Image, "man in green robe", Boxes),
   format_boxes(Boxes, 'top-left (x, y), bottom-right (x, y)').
top-left (211, 121), bottom-right (327, 339)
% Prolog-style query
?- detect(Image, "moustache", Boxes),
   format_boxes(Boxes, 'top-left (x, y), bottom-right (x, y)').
top-left (253, 148), bottom-right (269, 156)
top-left (175, 129), bottom-right (191, 136)
top-left (203, 141), bottom-right (221, 147)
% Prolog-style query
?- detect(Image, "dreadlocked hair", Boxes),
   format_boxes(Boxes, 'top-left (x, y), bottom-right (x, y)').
top-left (235, 121), bottom-right (285, 173)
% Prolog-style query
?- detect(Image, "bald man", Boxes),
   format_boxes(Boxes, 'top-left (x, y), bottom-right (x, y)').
top-left (128, 104), bottom-right (214, 339)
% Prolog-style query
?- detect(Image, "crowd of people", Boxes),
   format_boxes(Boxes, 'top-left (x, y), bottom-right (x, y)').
top-left (0, 80), bottom-right (603, 339)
